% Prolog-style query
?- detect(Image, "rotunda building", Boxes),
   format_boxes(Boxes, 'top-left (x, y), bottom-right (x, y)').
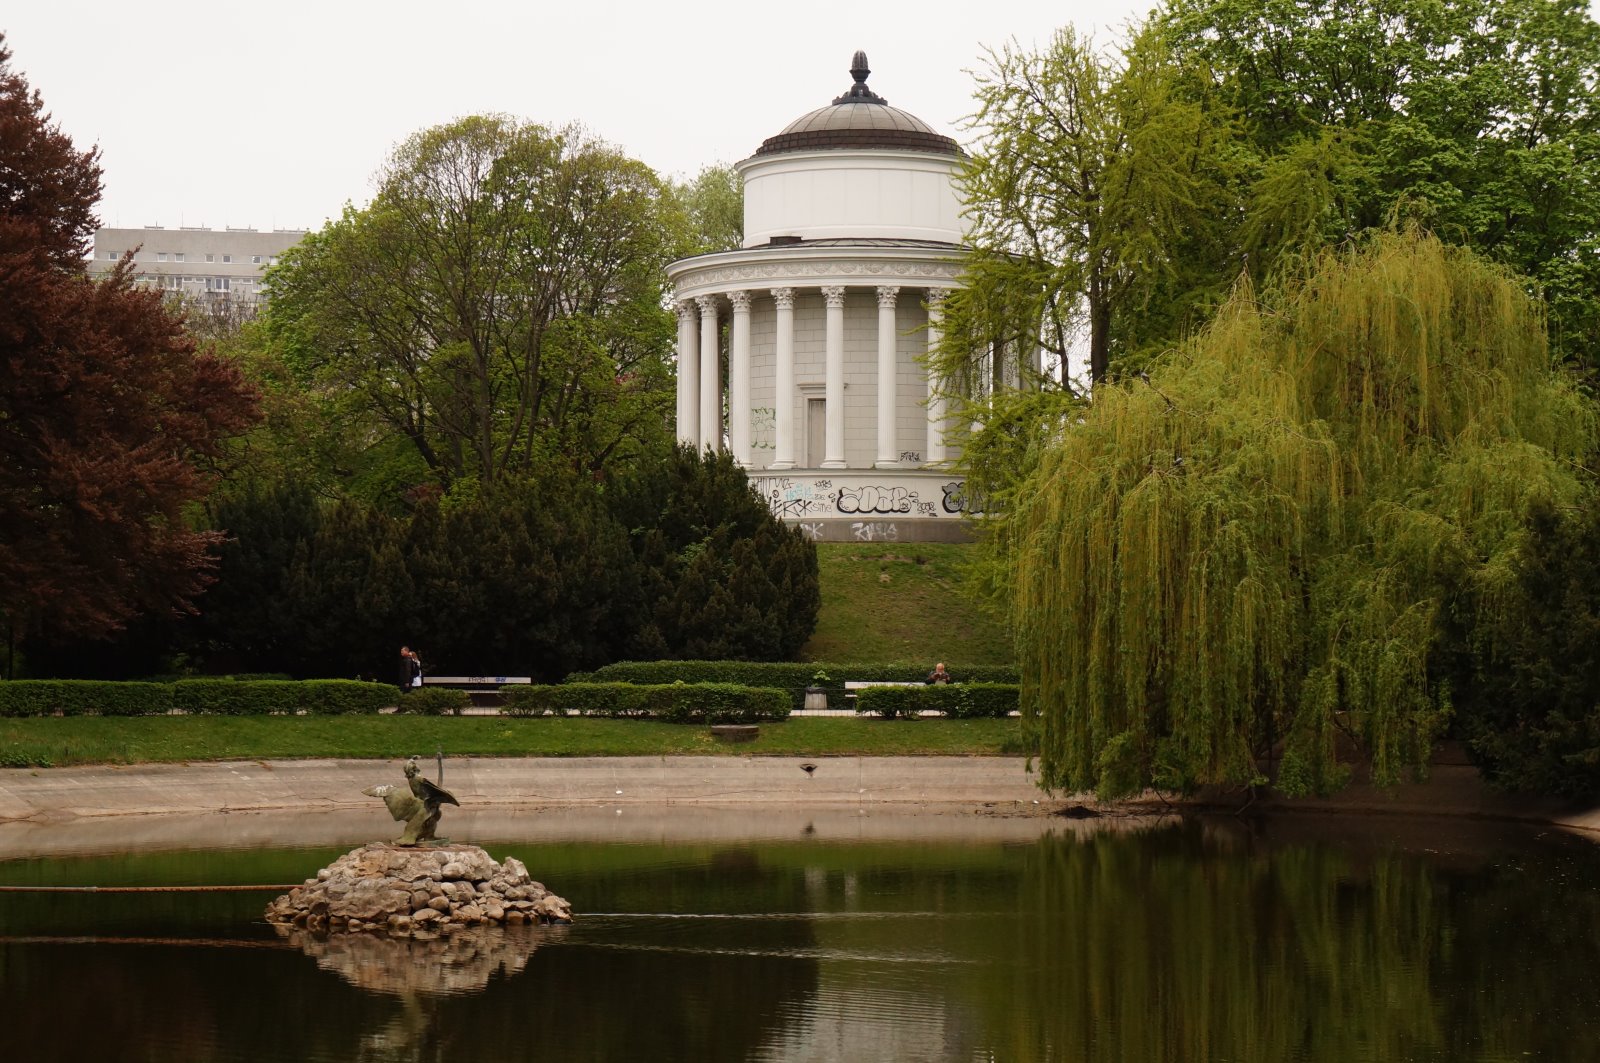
top-left (668, 52), bottom-right (972, 542)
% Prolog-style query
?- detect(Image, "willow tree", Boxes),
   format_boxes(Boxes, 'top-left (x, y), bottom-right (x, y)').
top-left (931, 24), bottom-right (1242, 592)
top-left (1010, 232), bottom-right (1595, 798)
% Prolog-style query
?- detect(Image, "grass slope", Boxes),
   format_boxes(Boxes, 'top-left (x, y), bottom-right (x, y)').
top-left (0, 716), bottom-right (1027, 768)
top-left (799, 542), bottom-right (1012, 665)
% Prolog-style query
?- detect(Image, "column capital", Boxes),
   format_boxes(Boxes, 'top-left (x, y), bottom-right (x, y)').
top-left (821, 285), bottom-right (847, 309)
top-left (728, 289), bottom-right (752, 312)
top-left (675, 299), bottom-right (698, 321)
top-left (695, 294), bottom-right (719, 316)
top-left (769, 286), bottom-right (795, 310)
top-left (925, 287), bottom-right (949, 309)
top-left (875, 285), bottom-right (900, 308)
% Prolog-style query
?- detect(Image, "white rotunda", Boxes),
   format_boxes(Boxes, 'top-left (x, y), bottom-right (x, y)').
top-left (667, 52), bottom-right (973, 543)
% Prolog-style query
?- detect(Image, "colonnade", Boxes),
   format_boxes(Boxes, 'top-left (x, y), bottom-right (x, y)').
top-left (674, 285), bottom-right (951, 470)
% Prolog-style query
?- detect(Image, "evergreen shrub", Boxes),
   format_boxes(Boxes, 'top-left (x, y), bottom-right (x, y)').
top-left (394, 687), bottom-right (471, 716)
top-left (583, 661), bottom-right (1019, 710)
top-left (856, 683), bottom-right (1020, 719)
top-left (0, 680), bottom-right (174, 717)
top-left (300, 679), bottom-right (394, 715)
top-left (503, 682), bottom-right (789, 722)
top-left (173, 679), bottom-right (303, 715)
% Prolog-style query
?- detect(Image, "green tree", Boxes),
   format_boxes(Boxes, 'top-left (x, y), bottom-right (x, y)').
top-left (940, 25), bottom-right (1240, 391)
top-left (609, 445), bottom-right (820, 661)
top-left (1445, 497), bottom-right (1600, 797)
top-left (669, 163), bottom-right (745, 256)
top-left (265, 117), bottom-right (677, 493)
top-left (1158, 0), bottom-right (1600, 364)
top-left (1006, 232), bottom-right (1593, 798)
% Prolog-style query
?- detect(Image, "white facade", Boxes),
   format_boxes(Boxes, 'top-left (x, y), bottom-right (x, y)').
top-left (89, 226), bottom-right (307, 308)
top-left (666, 53), bottom-right (972, 543)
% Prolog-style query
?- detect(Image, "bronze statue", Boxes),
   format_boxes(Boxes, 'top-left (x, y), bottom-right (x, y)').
top-left (364, 757), bottom-right (459, 845)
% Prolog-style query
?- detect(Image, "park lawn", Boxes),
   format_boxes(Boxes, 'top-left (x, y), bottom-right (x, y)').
top-left (0, 715), bottom-right (1029, 768)
top-left (799, 542), bottom-right (1014, 665)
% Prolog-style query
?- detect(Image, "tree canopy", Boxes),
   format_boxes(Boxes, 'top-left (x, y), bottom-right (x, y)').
top-left (1007, 232), bottom-right (1594, 798)
top-left (0, 34), bottom-right (259, 650)
top-left (264, 117), bottom-right (678, 494)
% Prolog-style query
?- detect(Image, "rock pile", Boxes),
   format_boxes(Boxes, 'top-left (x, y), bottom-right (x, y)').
top-left (264, 842), bottom-right (573, 935)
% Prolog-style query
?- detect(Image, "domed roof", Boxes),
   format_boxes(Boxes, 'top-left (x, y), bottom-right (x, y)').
top-left (753, 51), bottom-right (961, 158)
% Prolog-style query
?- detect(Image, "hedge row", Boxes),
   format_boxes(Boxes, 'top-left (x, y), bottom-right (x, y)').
top-left (502, 682), bottom-right (790, 723)
top-left (393, 687), bottom-right (473, 716)
top-left (0, 679), bottom-right (395, 717)
top-left (578, 661), bottom-right (1020, 711)
top-left (855, 683), bottom-right (1019, 719)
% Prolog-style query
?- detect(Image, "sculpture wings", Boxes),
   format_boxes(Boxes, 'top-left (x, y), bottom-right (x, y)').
top-left (364, 758), bottom-right (459, 845)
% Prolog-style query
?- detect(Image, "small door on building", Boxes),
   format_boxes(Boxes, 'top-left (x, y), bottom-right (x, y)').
top-left (806, 398), bottom-right (826, 468)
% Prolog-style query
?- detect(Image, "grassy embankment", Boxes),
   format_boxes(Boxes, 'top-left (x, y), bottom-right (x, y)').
top-left (1, 542), bottom-right (1020, 767)
top-left (799, 541), bottom-right (1012, 665)
top-left (0, 716), bottom-right (1026, 768)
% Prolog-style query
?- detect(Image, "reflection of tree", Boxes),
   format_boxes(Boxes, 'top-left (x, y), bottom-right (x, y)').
top-left (963, 821), bottom-right (1600, 1061)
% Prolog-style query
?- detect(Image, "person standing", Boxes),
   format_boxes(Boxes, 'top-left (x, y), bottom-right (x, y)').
top-left (926, 662), bottom-right (952, 685)
top-left (398, 646), bottom-right (422, 693)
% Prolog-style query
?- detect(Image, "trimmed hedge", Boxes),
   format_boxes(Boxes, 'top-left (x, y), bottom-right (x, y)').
top-left (0, 678), bottom-right (396, 716)
top-left (299, 680), bottom-right (394, 715)
top-left (0, 680), bottom-right (174, 718)
top-left (580, 661), bottom-right (1019, 711)
top-left (856, 683), bottom-right (1019, 719)
top-left (503, 682), bottom-right (790, 723)
top-left (394, 687), bottom-right (472, 716)
top-left (173, 679), bottom-right (303, 715)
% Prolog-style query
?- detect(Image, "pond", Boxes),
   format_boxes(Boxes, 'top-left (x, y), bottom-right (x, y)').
top-left (2, 807), bottom-right (1597, 1062)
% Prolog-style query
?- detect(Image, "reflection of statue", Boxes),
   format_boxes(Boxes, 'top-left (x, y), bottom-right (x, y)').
top-left (364, 757), bottom-right (459, 845)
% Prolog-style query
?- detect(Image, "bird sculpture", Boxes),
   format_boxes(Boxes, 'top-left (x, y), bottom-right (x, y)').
top-left (363, 757), bottom-right (460, 845)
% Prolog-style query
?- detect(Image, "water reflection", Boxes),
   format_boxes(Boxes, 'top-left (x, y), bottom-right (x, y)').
top-left (2, 813), bottom-right (1597, 1062)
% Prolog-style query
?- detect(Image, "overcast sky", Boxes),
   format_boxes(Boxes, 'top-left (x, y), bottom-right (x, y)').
top-left (5, 0), bottom-right (1158, 234)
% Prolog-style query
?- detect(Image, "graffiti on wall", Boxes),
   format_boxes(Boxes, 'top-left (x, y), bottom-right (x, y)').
top-left (837, 484), bottom-right (915, 515)
top-left (851, 521), bottom-right (899, 541)
top-left (752, 476), bottom-right (833, 519)
top-left (751, 474), bottom-right (973, 526)
top-left (750, 407), bottom-right (775, 451)
top-left (940, 481), bottom-right (986, 515)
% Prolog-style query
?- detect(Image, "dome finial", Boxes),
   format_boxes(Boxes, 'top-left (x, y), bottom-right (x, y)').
top-left (834, 49), bottom-right (888, 105)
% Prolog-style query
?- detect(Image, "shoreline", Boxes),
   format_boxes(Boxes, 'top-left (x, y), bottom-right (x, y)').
top-left (2, 755), bottom-right (1597, 839)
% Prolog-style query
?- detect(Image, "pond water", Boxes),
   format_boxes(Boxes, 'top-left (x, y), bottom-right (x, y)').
top-left (2, 808), bottom-right (1597, 1062)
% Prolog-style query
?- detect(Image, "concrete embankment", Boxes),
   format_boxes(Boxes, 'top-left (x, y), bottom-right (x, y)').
top-left (1, 754), bottom-right (1595, 844)
top-left (0, 755), bottom-right (1048, 824)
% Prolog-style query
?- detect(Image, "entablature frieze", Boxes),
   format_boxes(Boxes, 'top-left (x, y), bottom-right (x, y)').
top-left (670, 252), bottom-right (967, 303)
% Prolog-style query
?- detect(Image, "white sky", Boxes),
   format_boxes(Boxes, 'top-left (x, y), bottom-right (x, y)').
top-left (5, 0), bottom-right (1156, 233)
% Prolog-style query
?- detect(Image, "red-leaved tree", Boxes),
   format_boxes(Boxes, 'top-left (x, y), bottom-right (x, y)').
top-left (0, 34), bottom-right (260, 662)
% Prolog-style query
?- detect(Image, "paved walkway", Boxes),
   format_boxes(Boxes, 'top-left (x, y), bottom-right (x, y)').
top-left (0, 755), bottom-right (1047, 824)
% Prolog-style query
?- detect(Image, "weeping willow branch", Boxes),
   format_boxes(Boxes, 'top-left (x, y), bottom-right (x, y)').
top-left (1010, 231), bottom-right (1597, 798)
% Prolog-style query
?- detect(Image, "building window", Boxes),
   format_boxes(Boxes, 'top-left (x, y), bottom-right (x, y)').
top-left (222, 254), bottom-right (232, 263)
top-left (104, 251), bottom-right (117, 260)
top-left (157, 252), bottom-right (167, 262)
top-left (205, 253), bottom-right (214, 263)
top-left (251, 255), bottom-right (263, 264)
top-left (174, 253), bottom-right (184, 263)
top-left (208, 277), bottom-right (230, 292)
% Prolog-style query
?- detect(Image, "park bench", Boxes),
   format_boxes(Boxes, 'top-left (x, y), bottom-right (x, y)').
top-left (421, 675), bottom-right (531, 711)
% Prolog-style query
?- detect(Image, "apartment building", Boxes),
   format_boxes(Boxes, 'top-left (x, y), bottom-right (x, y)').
top-left (88, 226), bottom-right (308, 307)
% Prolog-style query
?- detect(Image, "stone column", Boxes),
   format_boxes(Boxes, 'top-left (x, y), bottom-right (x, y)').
top-left (696, 295), bottom-right (721, 451)
top-left (875, 285), bottom-right (900, 468)
top-left (769, 287), bottom-right (797, 470)
top-left (821, 286), bottom-right (847, 469)
top-left (728, 290), bottom-right (753, 466)
top-left (925, 288), bottom-right (948, 464)
top-left (676, 299), bottom-right (699, 447)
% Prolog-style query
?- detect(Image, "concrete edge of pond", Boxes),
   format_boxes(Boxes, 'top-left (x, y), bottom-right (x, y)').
top-left (1, 756), bottom-right (1597, 839)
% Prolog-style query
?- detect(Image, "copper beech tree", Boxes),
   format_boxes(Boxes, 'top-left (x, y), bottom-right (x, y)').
top-left (0, 35), bottom-right (258, 661)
